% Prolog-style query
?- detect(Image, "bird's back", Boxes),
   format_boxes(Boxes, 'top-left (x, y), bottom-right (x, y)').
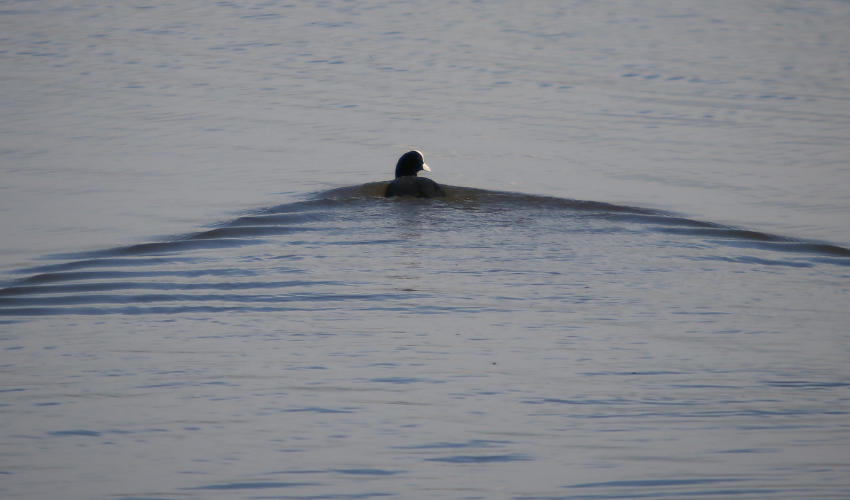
top-left (385, 177), bottom-right (446, 198)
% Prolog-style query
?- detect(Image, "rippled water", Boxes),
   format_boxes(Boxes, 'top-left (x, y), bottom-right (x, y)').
top-left (2, 1), bottom-right (850, 499)
top-left (3, 186), bottom-right (850, 499)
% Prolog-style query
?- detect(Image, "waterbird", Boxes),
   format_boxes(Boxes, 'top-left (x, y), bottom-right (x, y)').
top-left (384, 150), bottom-right (446, 198)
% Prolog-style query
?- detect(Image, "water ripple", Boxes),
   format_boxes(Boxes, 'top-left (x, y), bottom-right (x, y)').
top-left (1, 186), bottom-right (848, 319)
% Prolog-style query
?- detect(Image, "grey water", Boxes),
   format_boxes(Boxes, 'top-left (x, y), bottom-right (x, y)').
top-left (2, 1), bottom-right (850, 499)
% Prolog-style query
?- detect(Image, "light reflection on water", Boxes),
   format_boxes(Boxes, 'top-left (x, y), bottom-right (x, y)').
top-left (1, 186), bottom-right (849, 499)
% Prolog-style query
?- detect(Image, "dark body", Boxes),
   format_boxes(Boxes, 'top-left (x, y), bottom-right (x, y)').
top-left (385, 176), bottom-right (446, 198)
top-left (384, 150), bottom-right (446, 198)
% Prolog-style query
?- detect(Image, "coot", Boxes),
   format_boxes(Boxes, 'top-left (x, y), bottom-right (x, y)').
top-left (384, 150), bottom-right (446, 198)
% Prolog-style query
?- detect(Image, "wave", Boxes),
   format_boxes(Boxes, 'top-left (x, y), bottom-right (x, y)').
top-left (2, 185), bottom-right (848, 317)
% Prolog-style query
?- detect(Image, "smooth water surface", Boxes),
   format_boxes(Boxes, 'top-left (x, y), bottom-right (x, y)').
top-left (2, 1), bottom-right (850, 499)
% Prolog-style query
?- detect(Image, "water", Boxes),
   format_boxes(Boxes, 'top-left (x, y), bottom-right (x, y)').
top-left (2, 1), bottom-right (850, 499)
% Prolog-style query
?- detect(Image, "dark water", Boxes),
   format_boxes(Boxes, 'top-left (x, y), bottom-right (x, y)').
top-left (2, 187), bottom-right (849, 499)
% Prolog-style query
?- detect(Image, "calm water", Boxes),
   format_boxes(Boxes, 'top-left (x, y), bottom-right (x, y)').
top-left (2, 1), bottom-right (850, 499)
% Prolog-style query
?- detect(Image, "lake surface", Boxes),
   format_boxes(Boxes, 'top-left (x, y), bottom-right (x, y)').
top-left (2, 1), bottom-right (850, 499)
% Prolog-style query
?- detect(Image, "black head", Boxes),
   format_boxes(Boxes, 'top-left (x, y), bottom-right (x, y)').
top-left (394, 150), bottom-right (430, 179)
